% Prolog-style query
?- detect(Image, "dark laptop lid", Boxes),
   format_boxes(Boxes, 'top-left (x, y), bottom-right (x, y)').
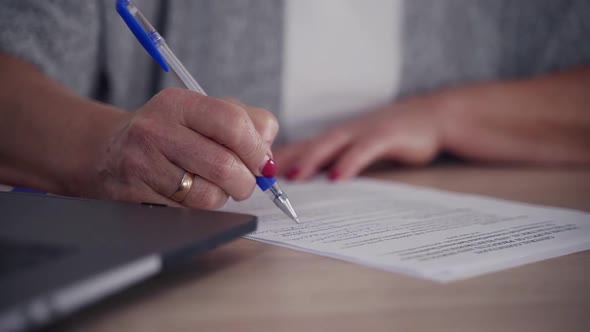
top-left (0, 192), bottom-right (256, 331)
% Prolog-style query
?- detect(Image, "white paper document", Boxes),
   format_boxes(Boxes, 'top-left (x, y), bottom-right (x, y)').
top-left (223, 179), bottom-right (590, 282)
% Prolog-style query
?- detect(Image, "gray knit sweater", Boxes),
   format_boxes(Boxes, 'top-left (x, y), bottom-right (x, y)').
top-left (1, 0), bottom-right (589, 115)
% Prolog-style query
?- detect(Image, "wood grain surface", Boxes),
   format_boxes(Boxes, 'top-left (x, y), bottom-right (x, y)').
top-left (55, 165), bottom-right (590, 332)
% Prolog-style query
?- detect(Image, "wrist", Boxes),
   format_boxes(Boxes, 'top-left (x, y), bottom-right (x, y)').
top-left (60, 102), bottom-right (128, 198)
top-left (0, 56), bottom-right (130, 196)
top-left (429, 87), bottom-right (471, 156)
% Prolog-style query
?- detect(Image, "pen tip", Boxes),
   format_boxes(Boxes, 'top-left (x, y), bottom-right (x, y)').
top-left (294, 217), bottom-right (300, 223)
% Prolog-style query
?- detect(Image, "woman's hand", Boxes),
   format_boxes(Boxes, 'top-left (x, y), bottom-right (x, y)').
top-left (274, 96), bottom-right (445, 181)
top-left (0, 56), bottom-right (280, 207)
top-left (88, 88), bottom-right (279, 208)
top-left (275, 66), bottom-right (590, 181)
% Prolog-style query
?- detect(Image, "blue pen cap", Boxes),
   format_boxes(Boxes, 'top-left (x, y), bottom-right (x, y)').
top-left (256, 176), bottom-right (277, 191)
top-left (116, 0), bottom-right (169, 72)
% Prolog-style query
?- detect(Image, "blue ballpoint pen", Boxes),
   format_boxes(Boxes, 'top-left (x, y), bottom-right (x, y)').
top-left (116, 0), bottom-right (299, 223)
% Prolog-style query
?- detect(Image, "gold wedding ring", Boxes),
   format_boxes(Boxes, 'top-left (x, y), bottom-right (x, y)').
top-left (170, 172), bottom-right (194, 202)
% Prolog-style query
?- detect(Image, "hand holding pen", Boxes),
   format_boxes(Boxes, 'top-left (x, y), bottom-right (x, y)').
top-left (116, 0), bottom-right (299, 222)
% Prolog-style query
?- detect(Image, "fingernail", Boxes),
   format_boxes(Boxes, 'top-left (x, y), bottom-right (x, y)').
top-left (285, 168), bottom-right (300, 180)
top-left (328, 169), bottom-right (340, 181)
top-left (260, 156), bottom-right (278, 178)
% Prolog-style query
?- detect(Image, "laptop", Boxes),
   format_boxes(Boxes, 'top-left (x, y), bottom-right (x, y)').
top-left (0, 192), bottom-right (257, 332)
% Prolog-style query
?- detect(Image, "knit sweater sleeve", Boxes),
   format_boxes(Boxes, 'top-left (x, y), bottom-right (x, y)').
top-left (0, 0), bottom-right (101, 97)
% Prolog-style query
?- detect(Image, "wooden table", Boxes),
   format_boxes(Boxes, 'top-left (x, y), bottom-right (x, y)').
top-left (56, 165), bottom-right (590, 332)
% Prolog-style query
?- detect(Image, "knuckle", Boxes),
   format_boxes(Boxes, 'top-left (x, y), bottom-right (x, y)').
top-left (323, 129), bottom-right (349, 143)
top-left (258, 108), bottom-right (279, 137)
top-left (153, 87), bottom-right (188, 103)
top-left (196, 184), bottom-right (228, 209)
top-left (222, 105), bottom-right (251, 146)
top-left (304, 140), bottom-right (329, 159)
top-left (222, 97), bottom-right (241, 106)
top-left (150, 87), bottom-right (204, 121)
top-left (267, 112), bottom-right (279, 133)
top-left (257, 107), bottom-right (278, 126)
top-left (242, 138), bottom-right (265, 164)
top-left (299, 129), bottom-right (350, 160)
top-left (211, 193), bottom-right (230, 209)
top-left (231, 176), bottom-right (256, 201)
top-left (146, 88), bottom-right (181, 113)
top-left (209, 152), bottom-right (239, 183)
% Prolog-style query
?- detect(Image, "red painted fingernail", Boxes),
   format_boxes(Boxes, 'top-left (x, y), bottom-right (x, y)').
top-left (261, 158), bottom-right (278, 178)
top-left (285, 168), bottom-right (300, 180)
top-left (328, 169), bottom-right (341, 181)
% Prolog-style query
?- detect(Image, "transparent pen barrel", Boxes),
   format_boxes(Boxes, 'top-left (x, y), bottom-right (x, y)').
top-left (155, 38), bottom-right (207, 95)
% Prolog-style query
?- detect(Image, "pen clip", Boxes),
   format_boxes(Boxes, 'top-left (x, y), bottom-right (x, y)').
top-left (116, 0), bottom-right (169, 72)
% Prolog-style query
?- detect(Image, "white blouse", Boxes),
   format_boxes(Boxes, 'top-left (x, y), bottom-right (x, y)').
top-left (281, 0), bottom-right (403, 141)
